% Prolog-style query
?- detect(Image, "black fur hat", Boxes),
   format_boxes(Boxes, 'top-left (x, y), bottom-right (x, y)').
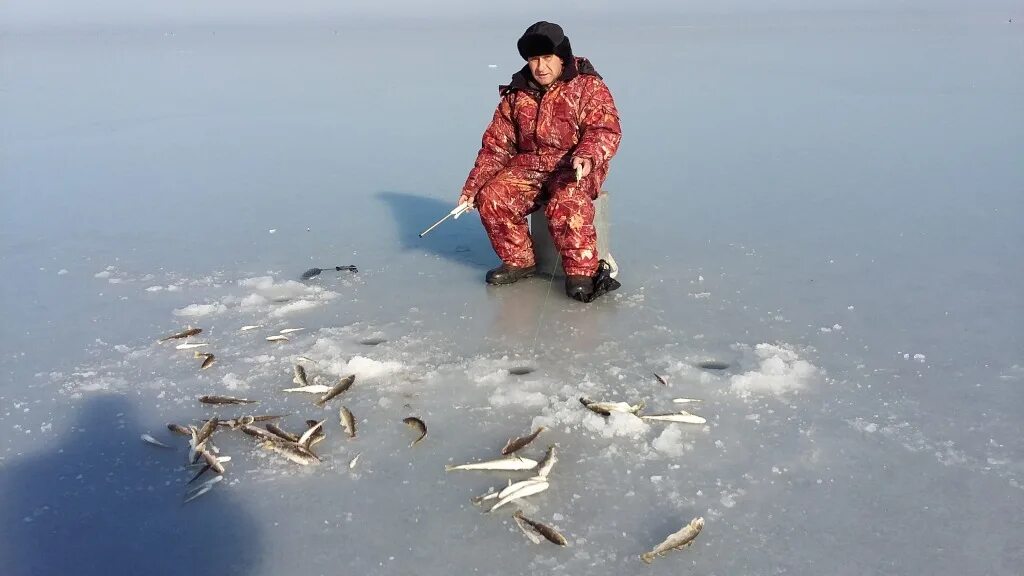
top-left (517, 21), bottom-right (573, 62)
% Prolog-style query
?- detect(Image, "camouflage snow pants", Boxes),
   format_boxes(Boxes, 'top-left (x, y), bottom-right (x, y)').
top-left (476, 165), bottom-right (600, 277)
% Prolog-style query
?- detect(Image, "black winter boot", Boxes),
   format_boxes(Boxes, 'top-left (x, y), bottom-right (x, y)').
top-left (565, 275), bottom-right (594, 301)
top-left (486, 263), bottom-right (537, 285)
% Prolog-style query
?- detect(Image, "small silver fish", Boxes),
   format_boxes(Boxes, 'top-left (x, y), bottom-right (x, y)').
top-left (535, 445), bottom-right (558, 479)
top-left (199, 395), bottom-right (256, 405)
top-left (292, 364), bottom-right (309, 386)
top-left (265, 335), bottom-right (289, 342)
top-left (265, 423), bottom-right (299, 443)
top-left (160, 327), bottom-right (202, 342)
top-left (183, 475), bottom-right (224, 504)
top-left (348, 452), bottom-right (362, 469)
top-left (640, 516), bottom-right (705, 564)
top-left (489, 479), bottom-right (549, 512)
top-left (167, 423), bottom-right (192, 436)
top-left (250, 414), bottom-right (288, 423)
top-left (403, 417), bottom-right (427, 447)
top-left (195, 418), bottom-right (219, 446)
top-left (187, 464), bottom-right (212, 485)
top-left (303, 420), bottom-right (327, 447)
top-left (199, 448), bottom-right (226, 474)
top-left (216, 415), bottom-right (256, 430)
top-left (315, 374), bottom-right (354, 407)
top-left (282, 384), bottom-right (333, 394)
top-left (474, 479), bottom-right (538, 505)
top-left (501, 426), bottom-right (546, 456)
top-left (260, 440), bottom-right (320, 466)
top-left (239, 325), bottom-right (261, 331)
top-left (339, 406), bottom-right (356, 439)
top-left (513, 513), bottom-right (543, 544)
top-left (196, 352), bottom-right (216, 370)
top-left (445, 456), bottom-right (537, 472)
top-left (141, 434), bottom-right (171, 448)
top-left (671, 398), bottom-right (702, 404)
top-left (298, 420), bottom-right (325, 449)
top-left (279, 328), bottom-right (304, 334)
top-left (653, 373), bottom-right (669, 386)
top-left (640, 412), bottom-right (707, 425)
top-left (513, 511), bottom-right (569, 546)
top-left (579, 397), bottom-right (645, 416)
top-left (239, 424), bottom-right (278, 441)
top-left (175, 342), bottom-right (208, 350)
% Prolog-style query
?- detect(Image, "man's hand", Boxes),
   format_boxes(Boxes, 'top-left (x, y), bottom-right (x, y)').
top-left (457, 191), bottom-right (475, 211)
top-left (572, 156), bottom-right (593, 181)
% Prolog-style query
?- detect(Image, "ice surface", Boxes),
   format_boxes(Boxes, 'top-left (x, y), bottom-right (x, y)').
top-left (729, 343), bottom-right (820, 398)
top-left (2, 5), bottom-right (1022, 576)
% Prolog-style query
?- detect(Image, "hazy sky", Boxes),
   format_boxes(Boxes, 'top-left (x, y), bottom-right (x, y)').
top-left (2, 0), bottom-right (1016, 30)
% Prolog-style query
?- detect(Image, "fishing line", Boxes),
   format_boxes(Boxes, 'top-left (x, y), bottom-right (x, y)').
top-left (529, 253), bottom-right (561, 357)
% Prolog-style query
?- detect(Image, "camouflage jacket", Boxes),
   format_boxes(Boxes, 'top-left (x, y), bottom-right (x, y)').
top-left (463, 56), bottom-right (622, 197)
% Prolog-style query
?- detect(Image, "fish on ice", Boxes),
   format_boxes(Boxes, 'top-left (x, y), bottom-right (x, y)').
top-left (292, 364), bottom-right (309, 386)
top-left (501, 426), bottom-right (546, 456)
top-left (535, 445), bottom-right (558, 478)
top-left (167, 423), bottom-right (192, 436)
top-left (640, 516), bottom-right (705, 564)
top-left (196, 352), bottom-right (216, 370)
top-left (640, 411), bottom-right (707, 425)
top-left (141, 434), bottom-right (171, 448)
top-left (175, 342), bottom-right (208, 350)
top-left (513, 513), bottom-right (543, 544)
top-left (445, 455), bottom-right (538, 472)
top-left (298, 419), bottom-right (325, 449)
top-left (403, 417), bottom-right (427, 447)
top-left (265, 423), bottom-right (299, 443)
top-left (183, 475), bottom-right (224, 504)
top-left (489, 479), bottom-right (549, 512)
top-left (282, 384), bottom-right (333, 394)
top-left (579, 397), bottom-right (644, 416)
top-left (315, 374), bottom-right (355, 407)
top-left (513, 511), bottom-right (569, 546)
top-left (260, 440), bottom-right (320, 466)
top-left (339, 406), bottom-right (356, 439)
top-left (159, 327), bottom-right (202, 341)
top-left (199, 395), bottom-right (257, 405)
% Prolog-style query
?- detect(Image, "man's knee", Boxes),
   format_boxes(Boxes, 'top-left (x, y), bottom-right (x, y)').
top-left (544, 186), bottom-right (594, 224)
top-left (475, 182), bottom-right (508, 220)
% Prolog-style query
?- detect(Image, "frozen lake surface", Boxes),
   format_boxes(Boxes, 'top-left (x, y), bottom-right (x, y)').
top-left (2, 7), bottom-right (1022, 575)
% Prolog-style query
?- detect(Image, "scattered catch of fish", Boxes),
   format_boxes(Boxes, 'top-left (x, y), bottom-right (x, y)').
top-left (148, 324), bottom-right (709, 561)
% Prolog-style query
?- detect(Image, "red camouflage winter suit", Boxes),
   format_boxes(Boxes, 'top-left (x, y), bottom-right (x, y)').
top-left (461, 56), bottom-right (622, 277)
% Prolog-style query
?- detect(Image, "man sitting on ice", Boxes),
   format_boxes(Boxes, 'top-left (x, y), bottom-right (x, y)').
top-left (458, 21), bottom-right (622, 302)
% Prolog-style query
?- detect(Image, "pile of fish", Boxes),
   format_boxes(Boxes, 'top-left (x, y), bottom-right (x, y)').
top-left (147, 325), bottom-right (708, 564)
top-left (148, 326), bottom-right (430, 502)
top-left (446, 426), bottom-right (568, 546)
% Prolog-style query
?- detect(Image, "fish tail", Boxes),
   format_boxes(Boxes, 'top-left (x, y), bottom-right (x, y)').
top-left (640, 553), bottom-right (654, 564)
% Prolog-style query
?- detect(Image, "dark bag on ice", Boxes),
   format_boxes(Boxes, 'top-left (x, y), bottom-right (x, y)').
top-left (579, 259), bottom-right (621, 303)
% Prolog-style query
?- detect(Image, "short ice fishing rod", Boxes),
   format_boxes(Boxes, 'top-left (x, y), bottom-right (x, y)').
top-left (419, 202), bottom-right (471, 238)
